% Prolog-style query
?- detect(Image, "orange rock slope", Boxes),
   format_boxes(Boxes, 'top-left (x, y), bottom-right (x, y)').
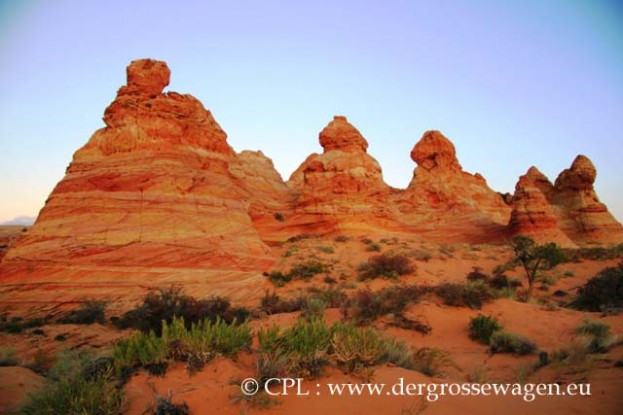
top-left (0, 59), bottom-right (621, 309)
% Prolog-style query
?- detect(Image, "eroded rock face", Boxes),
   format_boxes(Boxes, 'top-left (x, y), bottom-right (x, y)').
top-left (508, 168), bottom-right (576, 247)
top-left (123, 59), bottom-right (171, 96)
top-left (549, 155), bottom-right (623, 243)
top-left (288, 116), bottom-right (397, 232)
top-left (410, 130), bottom-right (462, 173)
top-left (318, 115), bottom-right (369, 153)
top-left (507, 157), bottom-right (622, 245)
top-left (0, 59), bottom-right (273, 307)
top-left (399, 130), bottom-right (511, 242)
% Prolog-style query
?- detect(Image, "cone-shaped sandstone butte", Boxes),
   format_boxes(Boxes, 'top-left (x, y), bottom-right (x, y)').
top-left (0, 59), bottom-right (277, 306)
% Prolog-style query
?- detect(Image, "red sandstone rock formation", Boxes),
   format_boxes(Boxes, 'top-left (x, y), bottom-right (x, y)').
top-left (1, 59), bottom-right (622, 311)
top-left (508, 167), bottom-right (576, 247)
top-left (287, 116), bottom-right (399, 233)
top-left (0, 59), bottom-right (273, 306)
top-left (549, 155), bottom-right (623, 243)
top-left (398, 130), bottom-right (511, 242)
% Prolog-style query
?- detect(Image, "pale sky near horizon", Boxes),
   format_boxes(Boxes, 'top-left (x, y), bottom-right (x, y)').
top-left (0, 0), bottom-right (622, 224)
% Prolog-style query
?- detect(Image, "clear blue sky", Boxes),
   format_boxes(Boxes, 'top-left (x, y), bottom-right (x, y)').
top-left (1, 0), bottom-right (622, 224)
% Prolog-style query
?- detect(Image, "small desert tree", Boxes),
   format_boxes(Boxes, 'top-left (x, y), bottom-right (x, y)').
top-left (509, 236), bottom-right (565, 301)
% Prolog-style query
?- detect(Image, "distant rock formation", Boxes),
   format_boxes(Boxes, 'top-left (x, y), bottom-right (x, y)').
top-left (508, 157), bottom-right (622, 244)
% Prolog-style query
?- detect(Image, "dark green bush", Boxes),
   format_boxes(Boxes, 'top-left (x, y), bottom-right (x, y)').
top-left (286, 234), bottom-right (315, 243)
top-left (260, 291), bottom-right (305, 314)
top-left (436, 281), bottom-right (494, 309)
top-left (488, 273), bottom-right (522, 290)
top-left (388, 314), bottom-right (432, 334)
top-left (0, 316), bottom-right (45, 334)
top-left (58, 300), bottom-right (108, 325)
top-left (489, 331), bottom-right (536, 355)
top-left (268, 271), bottom-right (291, 287)
top-left (469, 315), bottom-right (502, 345)
top-left (466, 267), bottom-right (489, 283)
top-left (575, 319), bottom-right (620, 353)
top-left (571, 263), bottom-right (623, 312)
top-left (346, 285), bottom-right (426, 324)
top-left (288, 260), bottom-right (327, 280)
top-left (562, 244), bottom-right (623, 262)
top-left (358, 254), bottom-right (414, 281)
top-left (113, 286), bottom-right (237, 335)
top-left (154, 395), bottom-right (190, 415)
top-left (306, 286), bottom-right (348, 308)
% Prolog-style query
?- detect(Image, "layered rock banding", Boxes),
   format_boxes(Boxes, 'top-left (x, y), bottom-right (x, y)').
top-left (395, 130), bottom-right (512, 242)
top-left (287, 116), bottom-right (400, 233)
top-left (0, 59), bottom-right (275, 306)
top-left (0, 59), bottom-right (621, 310)
top-left (508, 167), bottom-right (576, 247)
top-left (510, 156), bottom-right (623, 244)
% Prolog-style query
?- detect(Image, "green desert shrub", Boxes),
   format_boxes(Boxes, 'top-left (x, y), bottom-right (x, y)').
top-left (330, 322), bottom-right (386, 372)
top-left (346, 285), bottom-right (424, 324)
top-left (563, 244), bottom-right (623, 262)
top-left (0, 348), bottom-right (20, 366)
top-left (19, 351), bottom-right (124, 415)
top-left (575, 319), bottom-right (621, 353)
top-left (411, 347), bottom-right (458, 377)
top-left (489, 331), bottom-right (536, 355)
top-left (469, 315), bottom-right (502, 345)
top-left (267, 271), bottom-right (291, 287)
top-left (288, 260), bottom-right (328, 280)
top-left (162, 316), bottom-right (251, 373)
top-left (259, 291), bottom-right (306, 314)
top-left (112, 330), bottom-right (168, 377)
top-left (58, 300), bottom-right (108, 325)
top-left (300, 297), bottom-right (327, 320)
top-left (571, 263), bottom-right (623, 312)
top-left (113, 286), bottom-right (236, 335)
top-left (113, 316), bottom-right (251, 377)
top-left (268, 261), bottom-right (330, 286)
top-left (436, 281), bottom-right (494, 309)
top-left (317, 245), bottom-right (335, 254)
top-left (0, 316), bottom-right (45, 334)
top-left (153, 395), bottom-right (190, 415)
top-left (357, 254), bottom-right (414, 281)
top-left (466, 267), bottom-right (489, 283)
top-left (258, 318), bottom-right (434, 378)
top-left (278, 317), bottom-right (333, 377)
